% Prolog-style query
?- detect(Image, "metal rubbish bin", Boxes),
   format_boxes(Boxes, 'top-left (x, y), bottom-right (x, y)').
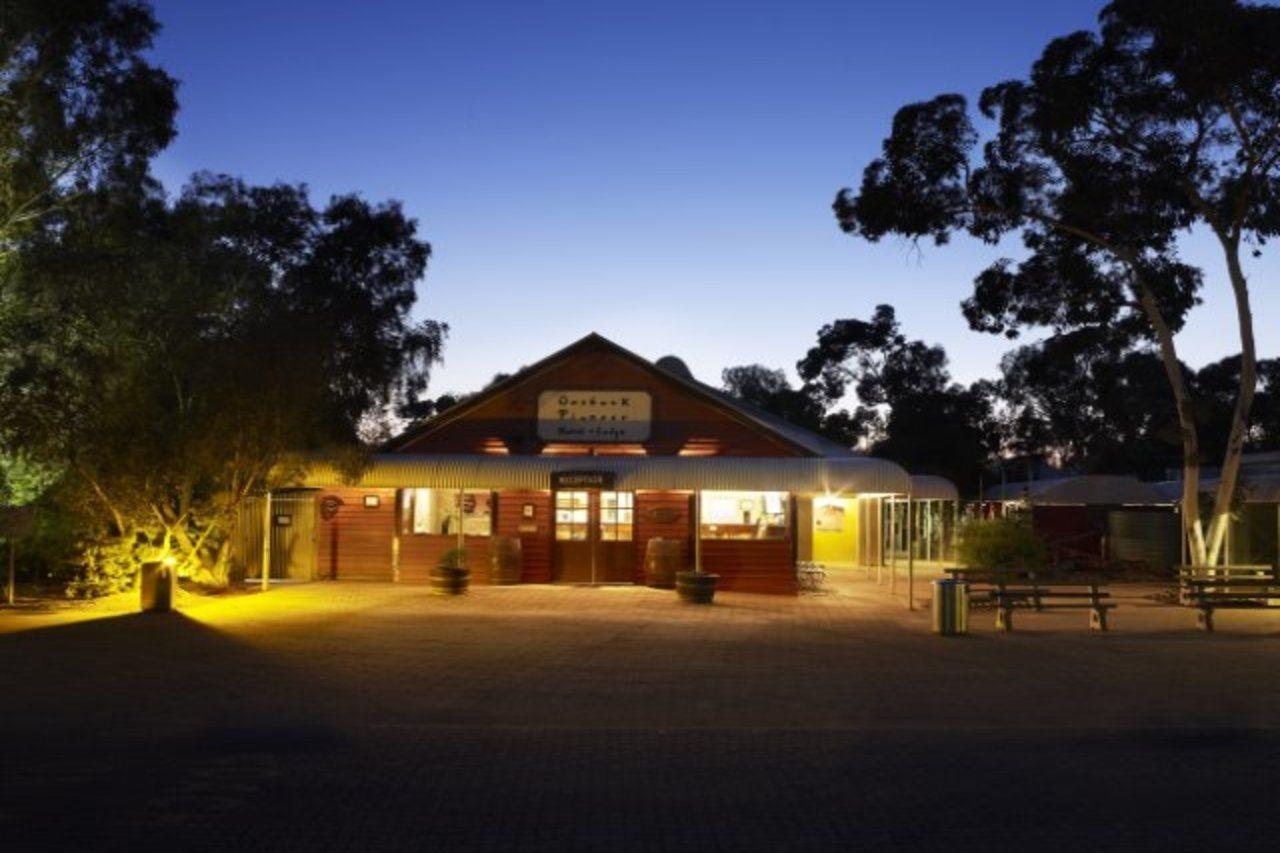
top-left (931, 579), bottom-right (969, 636)
top-left (140, 560), bottom-right (175, 612)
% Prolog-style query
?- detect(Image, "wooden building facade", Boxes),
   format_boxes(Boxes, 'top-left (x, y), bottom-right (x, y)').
top-left (272, 334), bottom-right (931, 594)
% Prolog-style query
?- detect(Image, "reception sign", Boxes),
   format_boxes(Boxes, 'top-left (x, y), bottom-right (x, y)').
top-left (537, 390), bottom-right (652, 442)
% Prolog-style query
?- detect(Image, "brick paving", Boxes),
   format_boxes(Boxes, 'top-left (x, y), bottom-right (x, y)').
top-left (3, 576), bottom-right (1280, 850)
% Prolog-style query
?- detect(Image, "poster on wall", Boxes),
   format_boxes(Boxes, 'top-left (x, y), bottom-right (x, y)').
top-left (537, 390), bottom-right (652, 442)
top-left (815, 501), bottom-right (845, 533)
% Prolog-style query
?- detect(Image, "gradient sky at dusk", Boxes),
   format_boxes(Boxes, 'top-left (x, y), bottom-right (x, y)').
top-left (148, 0), bottom-right (1278, 398)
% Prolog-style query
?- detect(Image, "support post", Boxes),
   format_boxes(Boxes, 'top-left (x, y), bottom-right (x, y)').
top-left (260, 490), bottom-right (272, 591)
top-left (6, 537), bottom-right (14, 606)
top-left (391, 490), bottom-right (402, 583)
top-left (1180, 503), bottom-right (1188, 567)
top-left (907, 493), bottom-right (915, 611)
top-left (888, 499), bottom-right (897, 591)
top-left (694, 491), bottom-right (703, 574)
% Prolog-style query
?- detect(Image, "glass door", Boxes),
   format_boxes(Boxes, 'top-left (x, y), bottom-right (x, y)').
top-left (595, 491), bottom-right (635, 583)
top-left (552, 490), bottom-right (636, 584)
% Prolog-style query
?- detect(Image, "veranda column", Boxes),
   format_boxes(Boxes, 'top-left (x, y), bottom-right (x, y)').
top-left (260, 490), bottom-right (272, 591)
top-left (906, 493), bottom-right (915, 611)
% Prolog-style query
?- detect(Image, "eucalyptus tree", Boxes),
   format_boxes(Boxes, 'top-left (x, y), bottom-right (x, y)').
top-left (834, 0), bottom-right (1280, 565)
top-left (0, 0), bottom-right (176, 251)
top-left (0, 174), bottom-right (445, 587)
top-left (796, 305), bottom-right (1000, 493)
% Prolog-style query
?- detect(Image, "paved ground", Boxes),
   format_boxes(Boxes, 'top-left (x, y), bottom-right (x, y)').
top-left (3, 576), bottom-right (1280, 850)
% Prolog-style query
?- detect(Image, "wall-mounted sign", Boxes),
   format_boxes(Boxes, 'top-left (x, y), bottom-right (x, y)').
top-left (320, 495), bottom-right (344, 520)
top-left (537, 390), bottom-right (651, 443)
top-left (551, 471), bottom-right (617, 490)
top-left (647, 506), bottom-right (681, 524)
top-left (363, 494), bottom-right (381, 508)
top-left (274, 514), bottom-right (293, 527)
top-left (522, 503), bottom-right (536, 519)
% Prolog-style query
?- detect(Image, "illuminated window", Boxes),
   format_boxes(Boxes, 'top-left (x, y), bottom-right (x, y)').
top-left (699, 491), bottom-right (789, 540)
top-left (599, 491), bottom-right (634, 541)
top-left (555, 491), bottom-right (589, 541)
top-left (405, 489), bottom-right (492, 536)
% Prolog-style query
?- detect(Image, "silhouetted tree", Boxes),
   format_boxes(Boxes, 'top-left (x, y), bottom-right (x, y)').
top-left (0, 0), bottom-right (177, 251)
top-left (720, 364), bottom-right (865, 448)
top-left (834, 0), bottom-right (1280, 565)
top-left (998, 330), bottom-right (1181, 478)
top-left (797, 305), bottom-right (999, 492)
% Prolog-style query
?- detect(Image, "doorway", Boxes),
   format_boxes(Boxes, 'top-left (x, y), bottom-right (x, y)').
top-left (552, 490), bottom-right (635, 583)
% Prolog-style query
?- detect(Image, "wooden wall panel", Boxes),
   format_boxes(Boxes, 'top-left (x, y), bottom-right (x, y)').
top-left (316, 487), bottom-right (395, 581)
top-left (495, 490), bottom-right (553, 583)
top-left (395, 345), bottom-right (808, 457)
top-left (634, 491), bottom-right (693, 584)
top-left (399, 534), bottom-right (493, 584)
top-left (701, 539), bottom-right (796, 595)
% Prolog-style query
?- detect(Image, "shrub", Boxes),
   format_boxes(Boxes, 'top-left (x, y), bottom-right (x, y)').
top-left (956, 516), bottom-right (1048, 571)
top-left (65, 538), bottom-right (138, 598)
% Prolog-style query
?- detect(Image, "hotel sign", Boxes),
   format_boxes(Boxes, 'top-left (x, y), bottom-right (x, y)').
top-left (537, 390), bottom-right (652, 443)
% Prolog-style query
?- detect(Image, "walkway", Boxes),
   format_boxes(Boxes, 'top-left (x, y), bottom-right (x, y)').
top-left (3, 579), bottom-right (1279, 849)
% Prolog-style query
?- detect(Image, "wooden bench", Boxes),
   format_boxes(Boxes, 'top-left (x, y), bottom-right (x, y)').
top-left (1178, 565), bottom-right (1280, 632)
top-left (942, 569), bottom-right (1113, 631)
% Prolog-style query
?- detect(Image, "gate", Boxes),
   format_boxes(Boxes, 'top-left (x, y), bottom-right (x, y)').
top-left (232, 491), bottom-right (318, 581)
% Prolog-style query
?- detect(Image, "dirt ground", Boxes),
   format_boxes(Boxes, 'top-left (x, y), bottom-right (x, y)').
top-left (2, 576), bottom-right (1279, 850)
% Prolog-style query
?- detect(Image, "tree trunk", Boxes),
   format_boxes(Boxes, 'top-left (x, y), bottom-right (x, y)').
top-left (1204, 243), bottom-right (1258, 566)
top-left (1132, 275), bottom-right (1209, 566)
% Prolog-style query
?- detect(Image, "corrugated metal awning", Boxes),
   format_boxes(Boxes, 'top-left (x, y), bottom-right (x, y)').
top-left (296, 453), bottom-right (912, 495)
top-left (909, 475), bottom-right (958, 501)
top-left (982, 475), bottom-right (1169, 505)
top-left (1154, 475), bottom-right (1280, 504)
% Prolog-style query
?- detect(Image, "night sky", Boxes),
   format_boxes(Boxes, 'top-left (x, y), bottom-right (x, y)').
top-left (148, 0), bottom-right (1278, 397)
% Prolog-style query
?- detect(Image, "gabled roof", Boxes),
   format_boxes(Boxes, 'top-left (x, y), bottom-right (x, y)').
top-left (385, 332), bottom-right (858, 458)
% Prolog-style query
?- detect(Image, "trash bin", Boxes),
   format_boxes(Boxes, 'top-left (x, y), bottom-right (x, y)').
top-left (931, 579), bottom-right (969, 636)
top-left (140, 560), bottom-right (175, 612)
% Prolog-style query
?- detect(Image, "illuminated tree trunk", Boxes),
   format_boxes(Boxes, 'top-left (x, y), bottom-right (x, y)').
top-left (1131, 276), bottom-right (1209, 566)
top-left (1204, 243), bottom-right (1258, 566)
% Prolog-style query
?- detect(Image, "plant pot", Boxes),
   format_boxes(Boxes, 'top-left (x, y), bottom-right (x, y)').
top-left (645, 538), bottom-right (683, 589)
top-left (675, 571), bottom-right (719, 604)
top-left (490, 535), bottom-right (523, 585)
top-left (430, 565), bottom-right (470, 596)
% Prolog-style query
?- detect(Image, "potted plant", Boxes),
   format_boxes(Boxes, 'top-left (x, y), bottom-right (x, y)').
top-left (675, 566), bottom-right (719, 605)
top-left (430, 547), bottom-right (470, 596)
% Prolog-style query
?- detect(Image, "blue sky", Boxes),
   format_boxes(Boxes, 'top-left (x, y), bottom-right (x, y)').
top-left (149, 0), bottom-right (1277, 397)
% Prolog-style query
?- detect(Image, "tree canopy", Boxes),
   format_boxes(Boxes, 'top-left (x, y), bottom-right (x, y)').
top-left (0, 174), bottom-right (445, 586)
top-left (834, 0), bottom-right (1280, 565)
top-left (0, 0), bottom-right (176, 250)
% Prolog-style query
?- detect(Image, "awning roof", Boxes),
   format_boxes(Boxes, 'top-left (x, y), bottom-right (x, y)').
top-left (981, 475), bottom-right (1169, 505)
top-left (297, 454), bottom-right (912, 495)
top-left (909, 475), bottom-right (959, 501)
top-left (1153, 475), bottom-right (1280, 504)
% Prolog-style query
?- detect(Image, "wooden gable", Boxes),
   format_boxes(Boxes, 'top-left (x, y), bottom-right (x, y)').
top-left (389, 335), bottom-right (813, 457)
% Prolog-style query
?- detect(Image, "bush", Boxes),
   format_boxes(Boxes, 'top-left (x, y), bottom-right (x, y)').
top-left (956, 516), bottom-right (1048, 571)
top-left (65, 538), bottom-right (138, 598)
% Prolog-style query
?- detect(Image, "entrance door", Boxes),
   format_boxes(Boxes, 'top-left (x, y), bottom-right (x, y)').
top-left (553, 490), bottom-right (636, 583)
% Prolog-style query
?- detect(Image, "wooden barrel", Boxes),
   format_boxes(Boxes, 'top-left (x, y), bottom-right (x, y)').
top-left (490, 535), bottom-right (523, 585)
top-left (645, 538), bottom-right (683, 589)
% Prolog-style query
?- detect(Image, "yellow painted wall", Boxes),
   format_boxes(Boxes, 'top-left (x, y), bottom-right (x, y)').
top-left (812, 497), bottom-right (859, 567)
